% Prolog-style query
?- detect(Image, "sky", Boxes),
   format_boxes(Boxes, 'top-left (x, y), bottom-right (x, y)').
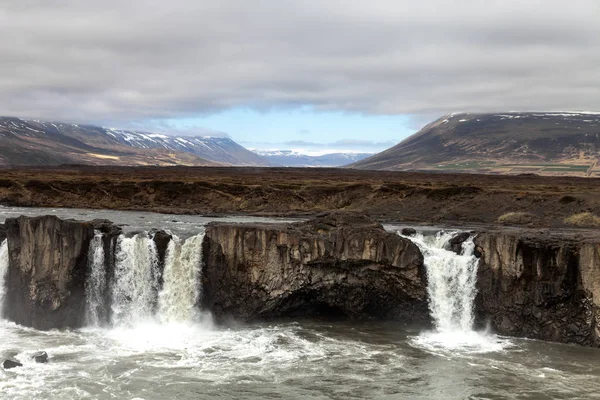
top-left (1, 0), bottom-right (600, 153)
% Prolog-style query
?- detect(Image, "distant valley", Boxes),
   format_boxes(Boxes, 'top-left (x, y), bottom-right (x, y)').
top-left (252, 149), bottom-right (372, 167)
top-left (352, 112), bottom-right (600, 176)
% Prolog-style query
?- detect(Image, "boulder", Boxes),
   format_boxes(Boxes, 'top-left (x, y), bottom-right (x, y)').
top-left (32, 351), bottom-right (48, 363)
top-left (202, 212), bottom-right (428, 321)
top-left (401, 227), bottom-right (417, 237)
top-left (447, 232), bottom-right (471, 254)
top-left (2, 359), bottom-right (23, 369)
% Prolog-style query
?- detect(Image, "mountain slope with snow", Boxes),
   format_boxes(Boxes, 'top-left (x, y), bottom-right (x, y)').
top-left (0, 117), bottom-right (268, 166)
top-left (351, 112), bottom-right (600, 176)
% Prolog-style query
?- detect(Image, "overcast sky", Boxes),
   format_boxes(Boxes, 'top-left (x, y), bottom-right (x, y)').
top-left (2, 0), bottom-right (599, 152)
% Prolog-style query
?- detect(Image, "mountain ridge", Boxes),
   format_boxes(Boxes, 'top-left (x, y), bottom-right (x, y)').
top-left (0, 117), bottom-right (269, 167)
top-left (350, 112), bottom-right (600, 176)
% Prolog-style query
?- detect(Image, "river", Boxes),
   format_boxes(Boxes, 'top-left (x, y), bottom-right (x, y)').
top-left (1, 207), bottom-right (600, 400)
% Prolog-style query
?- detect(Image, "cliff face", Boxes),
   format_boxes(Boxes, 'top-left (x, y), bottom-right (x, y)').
top-left (3, 215), bottom-right (95, 329)
top-left (1, 216), bottom-right (176, 330)
top-left (202, 213), bottom-right (427, 321)
top-left (474, 231), bottom-right (600, 346)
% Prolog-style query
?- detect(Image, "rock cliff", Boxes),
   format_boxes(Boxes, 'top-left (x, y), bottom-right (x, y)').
top-left (474, 230), bottom-right (600, 346)
top-left (3, 215), bottom-right (95, 329)
top-left (1, 215), bottom-right (176, 329)
top-left (202, 213), bottom-right (427, 321)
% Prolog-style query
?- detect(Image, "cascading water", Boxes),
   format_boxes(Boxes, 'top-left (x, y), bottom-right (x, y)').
top-left (402, 230), bottom-right (510, 352)
top-left (111, 233), bottom-right (160, 326)
top-left (406, 231), bottom-right (479, 332)
top-left (85, 232), bottom-right (106, 326)
top-left (0, 239), bottom-right (9, 318)
top-left (157, 232), bottom-right (205, 323)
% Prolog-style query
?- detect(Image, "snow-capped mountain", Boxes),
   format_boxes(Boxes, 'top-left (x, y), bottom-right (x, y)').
top-left (0, 117), bottom-right (269, 166)
top-left (252, 149), bottom-right (373, 167)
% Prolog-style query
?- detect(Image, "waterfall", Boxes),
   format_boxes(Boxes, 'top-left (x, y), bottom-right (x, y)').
top-left (0, 239), bottom-right (9, 318)
top-left (111, 233), bottom-right (160, 326)
top-left (157, 232), bottom-right (205, 323)
top-left (85, 232), bottom-right (106, 326)
top-left (403, 231), bottom-right (479, 333)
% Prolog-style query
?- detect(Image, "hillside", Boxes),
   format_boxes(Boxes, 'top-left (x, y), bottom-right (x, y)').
top-left (253, 150), bottom-right (372, 167)
top-left (351, 112), bottom-right (600, 176)
top-left (0, 117), bottom-right (268, 167)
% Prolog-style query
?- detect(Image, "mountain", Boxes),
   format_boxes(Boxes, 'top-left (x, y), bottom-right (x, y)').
top-left (351, 112), bottom-right (600, 176)
top-left (0, 117), bottom-right (269, 166)
top-left (252, 150), bottom-right (373, 167)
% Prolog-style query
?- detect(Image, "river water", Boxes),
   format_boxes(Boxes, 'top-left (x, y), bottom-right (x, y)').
top-left (2, 207), bottom-right (600, 400)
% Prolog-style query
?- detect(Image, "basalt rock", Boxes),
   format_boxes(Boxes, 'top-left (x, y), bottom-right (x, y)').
top-left (3, 215), bottom-right (95, 330)
top-left (447, 232), bottom-right (471, 254)
top-left (2, 359), bottom-right (23, 369)
top-left (32, 351), bottom-right (48, 363)
top-left (474, 230), bottom-right (600, 346)
top-left (0, 223), bottom-right (6, 243)
top-left (401, 227), bottom-right (417, 237)
top-left (202, 212), bottom-right (427, 321)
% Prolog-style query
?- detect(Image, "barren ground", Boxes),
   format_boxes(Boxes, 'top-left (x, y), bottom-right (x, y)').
top-left (1, 166), bottom-right (599, 227)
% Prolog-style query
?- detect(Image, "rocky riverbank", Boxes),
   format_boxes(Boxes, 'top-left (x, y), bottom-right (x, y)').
top-left (1, 213), bottom-right (600, 348)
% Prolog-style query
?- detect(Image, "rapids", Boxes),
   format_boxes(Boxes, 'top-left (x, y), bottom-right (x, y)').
top-left (1, 208), bottom-right (600, 399)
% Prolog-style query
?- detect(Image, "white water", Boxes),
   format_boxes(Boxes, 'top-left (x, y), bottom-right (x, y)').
top-left (157, 232), bottom-right (205, 323)
top-left (402, 230), bottom-right (512, 353)
top-left (0, 239), bottom-right (9, 318)
top-left (111, 233), bottom-right (160, 326)
top-left (85, 232), bottom-right (105, 326)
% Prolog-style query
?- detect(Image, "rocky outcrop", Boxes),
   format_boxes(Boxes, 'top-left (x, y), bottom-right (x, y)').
top-left (2, 359), bottom-right (22, 369)
top-left (3, 215), bottom-right (96, 329)
top-left (202, 213), bottom-right (427, 321)
top-left (0, 223), bottom-right (6, 243)
top-left (32, 351), bottom-right (48, 363)
top-left (474, 230), bottom-right (600, 346)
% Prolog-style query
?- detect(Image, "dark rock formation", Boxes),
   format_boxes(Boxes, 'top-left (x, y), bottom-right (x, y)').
top-left (0, 223), bottom-right (6, 242)
top-left (447, 232), bottom-right (471, 254)
top-left (2, 359), bottom-right (23, 369)
top-left (474, 230), bottom-right (600, 346)
top-left (32, 351), bottom-right (48, 363)
top-left (3, 215), bottom-right (95, 330)
top-left (401, 227), bottom-right (417, 236)
top-left (202, 212), bottom-right (427, 321)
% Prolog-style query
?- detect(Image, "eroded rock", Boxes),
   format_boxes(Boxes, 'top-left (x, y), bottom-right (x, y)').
top-left (202, 212), bottom-right (428, 321)
top-left (474, 230), bottom-right (600, 346)
top-left (3, 215), bottom-right (95, 330)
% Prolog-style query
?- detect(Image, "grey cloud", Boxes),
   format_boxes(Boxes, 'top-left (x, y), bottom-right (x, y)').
top-left (1, 0), bottom-right (600, 124)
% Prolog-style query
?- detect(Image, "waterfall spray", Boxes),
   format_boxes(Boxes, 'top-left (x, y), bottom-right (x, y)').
top-left (85, 232), bottom-right (106, 326)
top-left (0, 239), bottom-right (9, 318)
top-left (157, 233), bottom-right (205, 323)
top-left (111, 233), bottom-right (160, 326)
top-left (402, 231), bottom-right (479, 332)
